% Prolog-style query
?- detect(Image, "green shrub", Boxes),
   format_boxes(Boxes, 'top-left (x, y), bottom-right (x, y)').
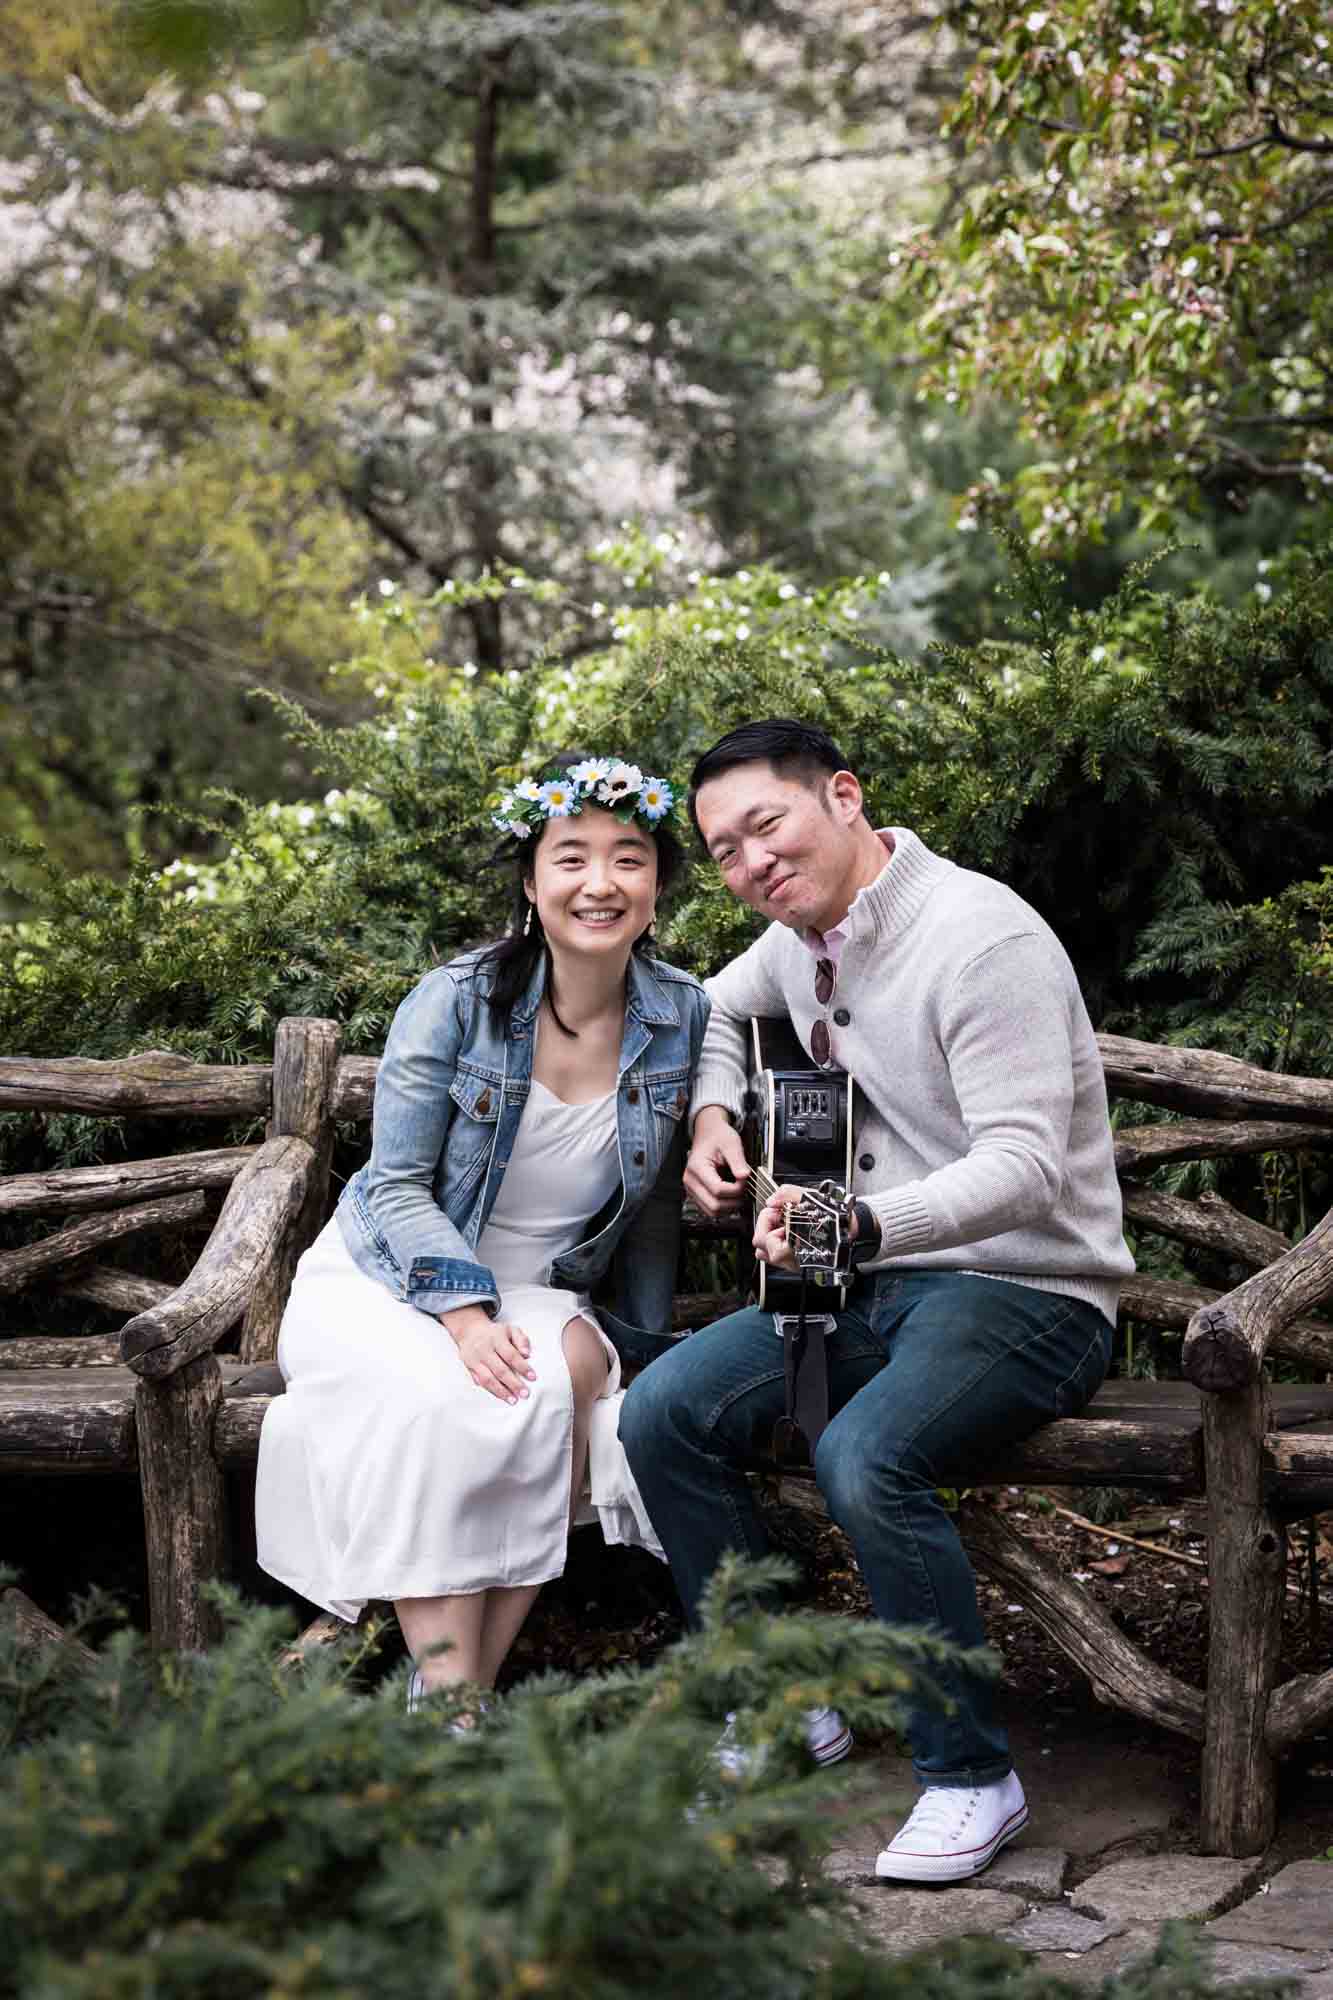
top-left (0, 1562), bottom-right (1281, 2000)
top-left (3, 530), bottom-right (1331, 1081)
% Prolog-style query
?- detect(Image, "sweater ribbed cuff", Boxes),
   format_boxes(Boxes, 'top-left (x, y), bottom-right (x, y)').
top-left (689, 1068), bottom-right (747, 1127)
top-left (864, 1186), bottom-right (935, 1258)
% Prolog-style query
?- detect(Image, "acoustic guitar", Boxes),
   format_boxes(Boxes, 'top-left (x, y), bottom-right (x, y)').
top-left (746, 1015), bottom-right (858, 1312)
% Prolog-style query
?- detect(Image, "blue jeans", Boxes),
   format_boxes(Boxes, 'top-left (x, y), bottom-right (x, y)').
top-left (619, 1271), bottom-right (1112, 1788)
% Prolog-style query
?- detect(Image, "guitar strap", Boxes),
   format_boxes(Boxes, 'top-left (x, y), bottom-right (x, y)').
top-left (774, 1276), bottom-right (836, 1461)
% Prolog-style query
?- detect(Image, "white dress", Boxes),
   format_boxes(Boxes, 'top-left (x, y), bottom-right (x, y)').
top-left (255, 1080), bottom-right (662, 1621)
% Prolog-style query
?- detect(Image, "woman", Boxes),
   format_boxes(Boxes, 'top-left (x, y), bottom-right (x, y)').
top-left (256, 755), bottom-right (707, 1706)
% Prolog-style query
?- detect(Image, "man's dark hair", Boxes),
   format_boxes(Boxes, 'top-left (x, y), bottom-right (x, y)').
top-left (687, 719), bottom-right (853, 839)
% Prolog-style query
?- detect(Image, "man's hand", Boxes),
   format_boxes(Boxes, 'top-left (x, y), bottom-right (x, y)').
top-left (753, 1184), bottom-right (806, 1273)
top-left (440, 1304), bottom-right (536, 1404)
top-left (755, 1185), bottom-right (870, 1274)
top-left (684, 1106), bottom-right (750, 1217)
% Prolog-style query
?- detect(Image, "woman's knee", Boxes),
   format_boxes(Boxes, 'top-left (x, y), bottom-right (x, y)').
top-left (618, 1357), bottom-right (676, 1463)
top-left (561, 1316), bottom-right (609, 1405)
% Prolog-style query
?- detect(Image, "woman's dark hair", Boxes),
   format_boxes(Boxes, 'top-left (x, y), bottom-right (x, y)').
top-left (687, 718), bottom-right (853, 839)
top-left (478, 757), bottom-right (685, 1034)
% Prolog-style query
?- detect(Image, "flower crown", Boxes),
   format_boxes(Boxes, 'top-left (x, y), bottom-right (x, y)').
top-left (491, 758), bottom-right (676, 840)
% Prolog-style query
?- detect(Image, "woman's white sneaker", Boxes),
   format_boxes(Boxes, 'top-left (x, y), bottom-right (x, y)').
top-left (715, 1704), bottom-right (853, 1778)
top-left (875, 1771), bottom-right (1028, 1883)
top-left (406, 1670), bottom-right (492, 1735)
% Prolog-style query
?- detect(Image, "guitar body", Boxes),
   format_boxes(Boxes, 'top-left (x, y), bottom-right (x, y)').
top-left (748, 1017), bottom-right (856, 1311)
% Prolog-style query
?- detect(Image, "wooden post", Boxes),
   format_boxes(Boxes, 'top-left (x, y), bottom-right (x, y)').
top-left (1198, 1383), bottom-right (1286, 1854)
top-left (135, 1354), bottom-right (227, 1651)
top-left (240, 1018), bottom-right (342, 1363)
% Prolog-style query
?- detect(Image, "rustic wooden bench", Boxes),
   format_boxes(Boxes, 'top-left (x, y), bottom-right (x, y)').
top-left (3, 1019), bottom-right (1333, 1857)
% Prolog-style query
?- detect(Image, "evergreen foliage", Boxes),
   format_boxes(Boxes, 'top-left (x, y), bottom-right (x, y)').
top-left (5, 527), bottom-right (1331, 1070)
top-left (0, 1560), bottom-right (1284, 2000)
top-left (0, 0), bottom-right (960, 886)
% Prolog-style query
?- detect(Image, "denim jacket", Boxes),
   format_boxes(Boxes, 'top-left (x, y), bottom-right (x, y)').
top-left (336, 946), bottom-right (710, 1367)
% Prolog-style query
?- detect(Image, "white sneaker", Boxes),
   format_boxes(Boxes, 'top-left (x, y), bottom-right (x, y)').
top-left (875, 1771), bottom-right (1028, 1883)
top-left (715, 1704), bottom-right (853, 1779)
top-left (406, 1670), bottom-right (492, 1736)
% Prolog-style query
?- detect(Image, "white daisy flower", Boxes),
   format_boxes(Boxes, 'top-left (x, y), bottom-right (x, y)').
top-left (638, 778), bottom-right (673, 820)
top-left (598, 761), bottom-right (644, 803)
top-left (568, 757), bottom-right (613, 789)
top-left (514, 778), bottom-right (543, 802)
top-left (538, 779), bottom-right (577, 816)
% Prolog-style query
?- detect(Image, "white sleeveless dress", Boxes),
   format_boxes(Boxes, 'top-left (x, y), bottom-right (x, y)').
top-left (255, 1080), bottom-right (661, 1620)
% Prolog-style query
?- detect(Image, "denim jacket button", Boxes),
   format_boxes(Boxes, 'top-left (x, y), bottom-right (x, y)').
top-left (633, 1149), bottom-right (646, 1166)
top-left (627, 1086), bottom-right (640, 1104)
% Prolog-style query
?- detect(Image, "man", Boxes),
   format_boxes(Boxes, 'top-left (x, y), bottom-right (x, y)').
top-left (619, 719), bottom-right (1132, 1883)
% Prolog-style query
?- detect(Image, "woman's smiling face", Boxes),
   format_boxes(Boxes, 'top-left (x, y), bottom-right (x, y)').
top-left (525, 805), bottom-right (659, 958)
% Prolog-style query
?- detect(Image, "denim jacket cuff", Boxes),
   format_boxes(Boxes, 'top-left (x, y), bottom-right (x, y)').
top-left (404, 1255), bottom-right (501, 1318)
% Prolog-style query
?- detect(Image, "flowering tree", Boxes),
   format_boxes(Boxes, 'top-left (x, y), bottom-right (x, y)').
top-left (894, 0), bottom-right (1333, 545)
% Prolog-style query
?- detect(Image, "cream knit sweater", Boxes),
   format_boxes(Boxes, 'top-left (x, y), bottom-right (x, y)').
top-left (691, 828), bottom-right (1132, 1325)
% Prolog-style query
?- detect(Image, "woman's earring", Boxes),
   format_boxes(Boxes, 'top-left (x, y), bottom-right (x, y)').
top-left (523, 904), bottom-right (533, 937)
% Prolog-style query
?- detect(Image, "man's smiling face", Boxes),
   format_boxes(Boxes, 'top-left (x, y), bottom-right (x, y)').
top-left (693, 760), bottom-right (866, 936)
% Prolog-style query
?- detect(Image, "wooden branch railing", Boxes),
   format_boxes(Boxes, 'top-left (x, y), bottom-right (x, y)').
top-left (118, 1136), bottom-right (313, 1379)
top-left (1183, 1203), bottom-right (1333, 1392)
top-left (1118, 1186), bottom-right (1289, 1271)
top-left (3, 1032), bottom-right (1331, 1128)
top-left (0, 1051), bottom-right (271, 1118)
top-left (1119, 1272), bottom-right (1333, 1377)
top-left (1098, 1036), bottom-right (1333, 1124)
top-left (1114, 1119), bottom-right (1333, 1173)
top-left (3, 1025), bottom-right (1333, 1860)
top-left (0, 1146), bottom-right (257, 1218)
top-left (0, 1191), bottom-right (208, 1293)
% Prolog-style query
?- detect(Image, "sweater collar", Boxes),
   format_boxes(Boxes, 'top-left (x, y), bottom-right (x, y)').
top-left (803, 827), bottom-right (952, 955)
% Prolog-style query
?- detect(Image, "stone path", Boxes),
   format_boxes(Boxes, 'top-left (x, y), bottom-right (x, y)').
top-left (825, 1738), bottom-right (1333, 1992)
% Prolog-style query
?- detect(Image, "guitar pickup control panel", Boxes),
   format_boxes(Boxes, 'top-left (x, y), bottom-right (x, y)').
top-left (784, 1084), bottom-right (837, 1140)
top-left (773, 1073), bottom-right (847, 1158)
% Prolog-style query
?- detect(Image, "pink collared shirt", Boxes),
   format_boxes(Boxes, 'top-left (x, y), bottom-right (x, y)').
top-left (801, 829), bottom-right (896, 967)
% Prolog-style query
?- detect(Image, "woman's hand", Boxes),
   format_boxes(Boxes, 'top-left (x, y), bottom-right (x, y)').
top-left (440, 1305), bottom-right (536, 1404)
